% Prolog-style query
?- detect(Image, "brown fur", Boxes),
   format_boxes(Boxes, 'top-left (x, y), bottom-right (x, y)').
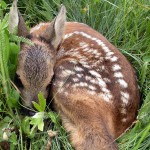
top-left (51, 22), bottom-right (140, 149)
top-left (11, 4), bottom-right (140, 150)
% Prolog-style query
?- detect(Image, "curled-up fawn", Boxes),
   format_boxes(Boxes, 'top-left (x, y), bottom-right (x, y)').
top-left (10, 1), bottom-right (140, 149)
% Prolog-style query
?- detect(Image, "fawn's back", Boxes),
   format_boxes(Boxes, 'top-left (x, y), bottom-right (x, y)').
top-left (31, 21), bottom-right (140, 149)
top-left (11, 2), bottom-right (140, 149)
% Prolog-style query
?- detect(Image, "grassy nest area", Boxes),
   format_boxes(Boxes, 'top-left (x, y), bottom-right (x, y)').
top-left (0, 0), bottom-right (150, 150)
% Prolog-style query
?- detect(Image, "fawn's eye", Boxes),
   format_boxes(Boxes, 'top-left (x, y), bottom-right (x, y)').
top-left (14, 74), bottom-right (24, 89)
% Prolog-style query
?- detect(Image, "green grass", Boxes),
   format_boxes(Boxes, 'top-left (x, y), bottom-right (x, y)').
top-left (0, 0), bottom-right (150, 149)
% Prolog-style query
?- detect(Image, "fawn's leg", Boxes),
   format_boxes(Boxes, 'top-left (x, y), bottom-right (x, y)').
top-left (54, 90), bottom-right (118, 150)
top-left (61, 114), bottom-right (118, 150)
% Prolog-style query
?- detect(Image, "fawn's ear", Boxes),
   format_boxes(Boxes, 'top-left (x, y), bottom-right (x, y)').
top-left (41, 5), bottom-right (66, 49)
top-left (17, 10), bottom-right (29, 37)
top-left (9, 0), bottom-right (29, 37)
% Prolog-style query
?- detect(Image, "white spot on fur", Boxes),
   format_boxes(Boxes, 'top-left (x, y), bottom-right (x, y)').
top-left (89, 70), bottom-right (101, 78)
top-left (88, 85), bottom-right (97, 91)
top-left (106, 52), bottom-right (114, 56)
top-left (91, 37), bottom-right (97, 41)
top-left (82, 64), bottom-right (91, 69)
top-left (96, 40), bottom-right (104, 47)
top-left (82, 47), bottom-right (88, 52)
top-left (121, 97), bottom-right (128, 104)
top-left (74, 66), bottom-right (84, 72)
top-left (73, 82), bottom-right (87, 87)
top-left (99, 93), bottom-right (112, 102)
top-left (112, 64), bottom-right (121, 71)
top-left (117, 79), bottom-right (128, 88)
top-left (101, 87), bottom-right (113, 101)
top-left (64, 33), bottom-right (74, 39)
top-left (77, 74), bottom-right (83, 78)
top-left (83, 48), bottom-right (92, 53)
top-left (101, 87), bottom-right (110, 94)
top-left (69, 60), bottom-right (78, 64)
top-left (121, 91), bottom-right (130, 104)
top-left (85, 76), bottom-right (92, 81)
top-left (103, 78), bottom-right (111, 83)
top-left (114, 72), bottom-right (124, 78)
top-left (101, 66), bottom-right (105, 70)
top-left (72, 77), bottom-right (79, 82)
top-left (95, 55), bottom-right (100, 58)
top-left (62, 69), bottom-right (75, 77)
top-left (97, 78), bottom-right (106, 87)
top-left (122, 118), bottom-right (127, 122)
top-left (110, 56), bottom-right (118, 62)
top-left (90, 79), bottom-right (97, 84)
top-left (121, 92), bottom-right (130, 99)
top-left (102, 46), bottom-right (111, 53)
top-left (79, 82), bottom-right (88, 87)
top-left (64, 32), bottom-right (113, 58)
top-left (92, 59), bottom-right (104, 67)
top-left (79, 42), bottom-right (89, 48)
top-left (92, 49), bottom-right (100, 56)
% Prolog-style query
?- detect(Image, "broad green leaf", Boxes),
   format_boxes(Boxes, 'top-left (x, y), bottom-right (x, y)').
top-left (3, 116), bottom-right (12, 123)
top-left (9, 132), bottom-right (17, 145)
top-left (8, 89), bottom-right (19, 108)
top-left (30, 112), bottom-right (45, 131)
top-left (0, 1), bottom-right (7, 9)
top-left (9, 42), bottom-right (20, 79)
top-left (10, 34), bottom-right (33, 45)
top-left (32, 92), bottom-right (46, 112)
top-left (21, 116), bottom-right (35, 139)
top-left (21, 117), bottom-right (30, 135)
top-left (48, 112), bottom-right (58, 124)
top-left (32, 101), bottom-right (42, 112)
top-left (38, 92), bottom-right (46, 111)
top-left (0, 14), bottom-right (9, 30)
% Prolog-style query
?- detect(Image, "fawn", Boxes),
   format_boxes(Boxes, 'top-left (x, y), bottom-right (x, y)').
top-left (10, 1), bottom-right (140, 149)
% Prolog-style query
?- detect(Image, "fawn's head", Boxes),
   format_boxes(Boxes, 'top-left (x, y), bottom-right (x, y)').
top-left (10, 3), bottom-right (66, 107)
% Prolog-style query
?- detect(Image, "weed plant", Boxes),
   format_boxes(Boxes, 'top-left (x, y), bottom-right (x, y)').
top-left (0, 0), bottom-right (150, 150)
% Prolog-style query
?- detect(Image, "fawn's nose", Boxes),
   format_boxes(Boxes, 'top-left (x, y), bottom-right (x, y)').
top-left (20, 106), bottom-right (35, 116)
top-left (20, 96), bottom-right (38, 116)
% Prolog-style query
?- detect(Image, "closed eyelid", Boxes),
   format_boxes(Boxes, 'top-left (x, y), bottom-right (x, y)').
top-left (14, 73), bottom-right (24, 89)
